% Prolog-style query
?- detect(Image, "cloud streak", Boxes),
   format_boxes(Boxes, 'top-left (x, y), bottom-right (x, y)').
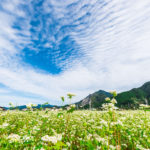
top-left (0, 0), bottom-right (150, 106)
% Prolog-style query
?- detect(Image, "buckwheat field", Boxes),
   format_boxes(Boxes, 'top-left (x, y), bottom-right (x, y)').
top-left (0, 93), bottom-right (150, 150)
top-left (0, 110), bottom-right (150, 150)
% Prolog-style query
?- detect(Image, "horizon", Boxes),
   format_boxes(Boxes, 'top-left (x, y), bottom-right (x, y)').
top-left (1, 80), bottom-right (149, 107)
top-left (0, 80), bottom-right (148, 107)
top-left (0, 0), bottom-right (150, 106)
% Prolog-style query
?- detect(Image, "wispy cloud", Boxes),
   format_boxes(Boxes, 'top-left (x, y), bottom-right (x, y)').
top-left (0, 0), bottom-right (150, 106)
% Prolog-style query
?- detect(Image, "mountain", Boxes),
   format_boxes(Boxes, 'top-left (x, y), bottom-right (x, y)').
top-left (0, 106), bottom-right (8, 110)
top-left (76, 82), bottom-right (150, 109)
top-left (116, 82), bottom-right (150, 108)
top-left (9, 104), bottom-right (57, 110)
top-left (76, 90), bottom-right (112, 109)
top-left (3, 82), bottom-right (150, 110)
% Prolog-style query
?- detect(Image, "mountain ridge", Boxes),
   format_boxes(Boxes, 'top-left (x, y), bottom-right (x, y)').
top-left (76, 82), bottom-right (150, 109)
top-left (1, 82), bottom-right (150, 110)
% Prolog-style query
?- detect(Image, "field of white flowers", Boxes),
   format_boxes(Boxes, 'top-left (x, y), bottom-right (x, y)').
top-left (0, 109), bottom-right (150, 150)
top-left (0, 92), bottom-right (150, 150)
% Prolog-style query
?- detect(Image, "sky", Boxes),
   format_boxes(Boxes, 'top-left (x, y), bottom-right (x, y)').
top-left (0, 0), bottom-right (150, 106)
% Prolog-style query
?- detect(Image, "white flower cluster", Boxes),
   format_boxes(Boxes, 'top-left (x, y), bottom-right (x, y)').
top-left (111, 98), bottom-right (117, 104)
top-left (100, 120), bottom-right (108, 127)
top-left (0, 122), bottom-right (9, 129)
top-left (136, 144), bottom-right (150, 150)
top-left (94, 134), bottom-right (106, 144)
top-left (22, 135), bottom-right (33, 142)
top-left (110, 120), bottom-right (123, 126)
top-left (7, 134), bottom-right (20, 142)
top-left (102, 92), bottom-right (118, 111)
top-left (67, 104), bottom-right (76, 111)
top-left (41, 134), bottom-right (62, 144)
top-left (102, 103), bottom-right (118, 111)
top-left (26, 103), bottom-right (37, 109)
top-left (139, 104), bottom-right (150, 109)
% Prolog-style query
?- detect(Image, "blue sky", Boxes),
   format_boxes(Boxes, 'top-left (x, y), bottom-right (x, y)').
top-left (0, 0), bottom-right (150, 106)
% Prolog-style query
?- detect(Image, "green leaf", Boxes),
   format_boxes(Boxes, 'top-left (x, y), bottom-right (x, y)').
top-left (57, 112), bottom-right (64, 118)
top-left (61, 96), bottom-right (65, 102)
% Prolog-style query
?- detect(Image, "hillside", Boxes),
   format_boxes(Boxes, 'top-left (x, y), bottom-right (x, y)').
top-left (76, 90), bottom-right (112, 109)
top-left (76, 82), bottom-right (150, 109)
top-left (116, 82), bottom-right (150, 108)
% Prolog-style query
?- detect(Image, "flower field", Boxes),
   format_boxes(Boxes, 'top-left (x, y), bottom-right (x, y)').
top-left (0, 110), bottom-right (150, 150)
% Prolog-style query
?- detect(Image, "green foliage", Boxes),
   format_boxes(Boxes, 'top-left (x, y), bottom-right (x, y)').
top-left (61, 96), bottom-right (65, 102)
top-left (66, 105), bottom-right (76, 113)
top-left (57, 112), bottom-right (63, 118)
top-left (116, 88), bottom-right (146, 108)
top-left (110, 91), bottom-right (117, 97)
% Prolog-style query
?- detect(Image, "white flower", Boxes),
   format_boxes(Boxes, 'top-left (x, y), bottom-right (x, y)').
top-left (56, 134), bottom-right (62, 141)
top-left (111, 120), bottom-right (123, 126)
top-left (111, 98), bottom-right (117, 104)
top-left (87, 134), bottom-right (92, 140)
top-left (0, 123), bottom-right (9, 128)
top-left (109, 145), bottom-right (116, 150)
top-left (139, 104), bottom-right (150, 109)
top-left (94, 134), bottom-right (105, 144)
top-left (66, 142), bottom-right (71, 147)
top-left (3, 123), bottom-right (9, 127)
top-left (7, 134), bottom-right (20, 142)
top-left (42, 135), bottom-right (57, 144)
top-left (26, 103), bottom-right (37, 109)
top-left (96, 146), bottom-right (102, 150)
top-left (26, 103), bottom-right (33, 109)
top-left (136, 144), bottom-right (150, 150)
top-left (67, 107), bottom-right (71, 111)
top-left (67, 93), bottom-right (75, 99)
top-left (33, 126), bottom-right (40, 131)
top-left (22, 135), bottom-right (33, 142)
top-left (102, 103), bottom-right (118, 111)
top-left (105, 97), bottom-right (110, 101)
top-left (100, 120), bottom-right (108, 127)
top-left (41, 134), bottom-right (62, 144)
top-left (70, 104), bottom-right (76, 108)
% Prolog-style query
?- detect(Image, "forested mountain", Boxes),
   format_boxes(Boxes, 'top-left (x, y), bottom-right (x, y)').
top-left (76, 82), bottom-right (150, 109)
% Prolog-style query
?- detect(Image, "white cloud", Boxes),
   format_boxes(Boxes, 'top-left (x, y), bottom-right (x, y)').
top-left (0, 0), bottom-right (150, 106)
